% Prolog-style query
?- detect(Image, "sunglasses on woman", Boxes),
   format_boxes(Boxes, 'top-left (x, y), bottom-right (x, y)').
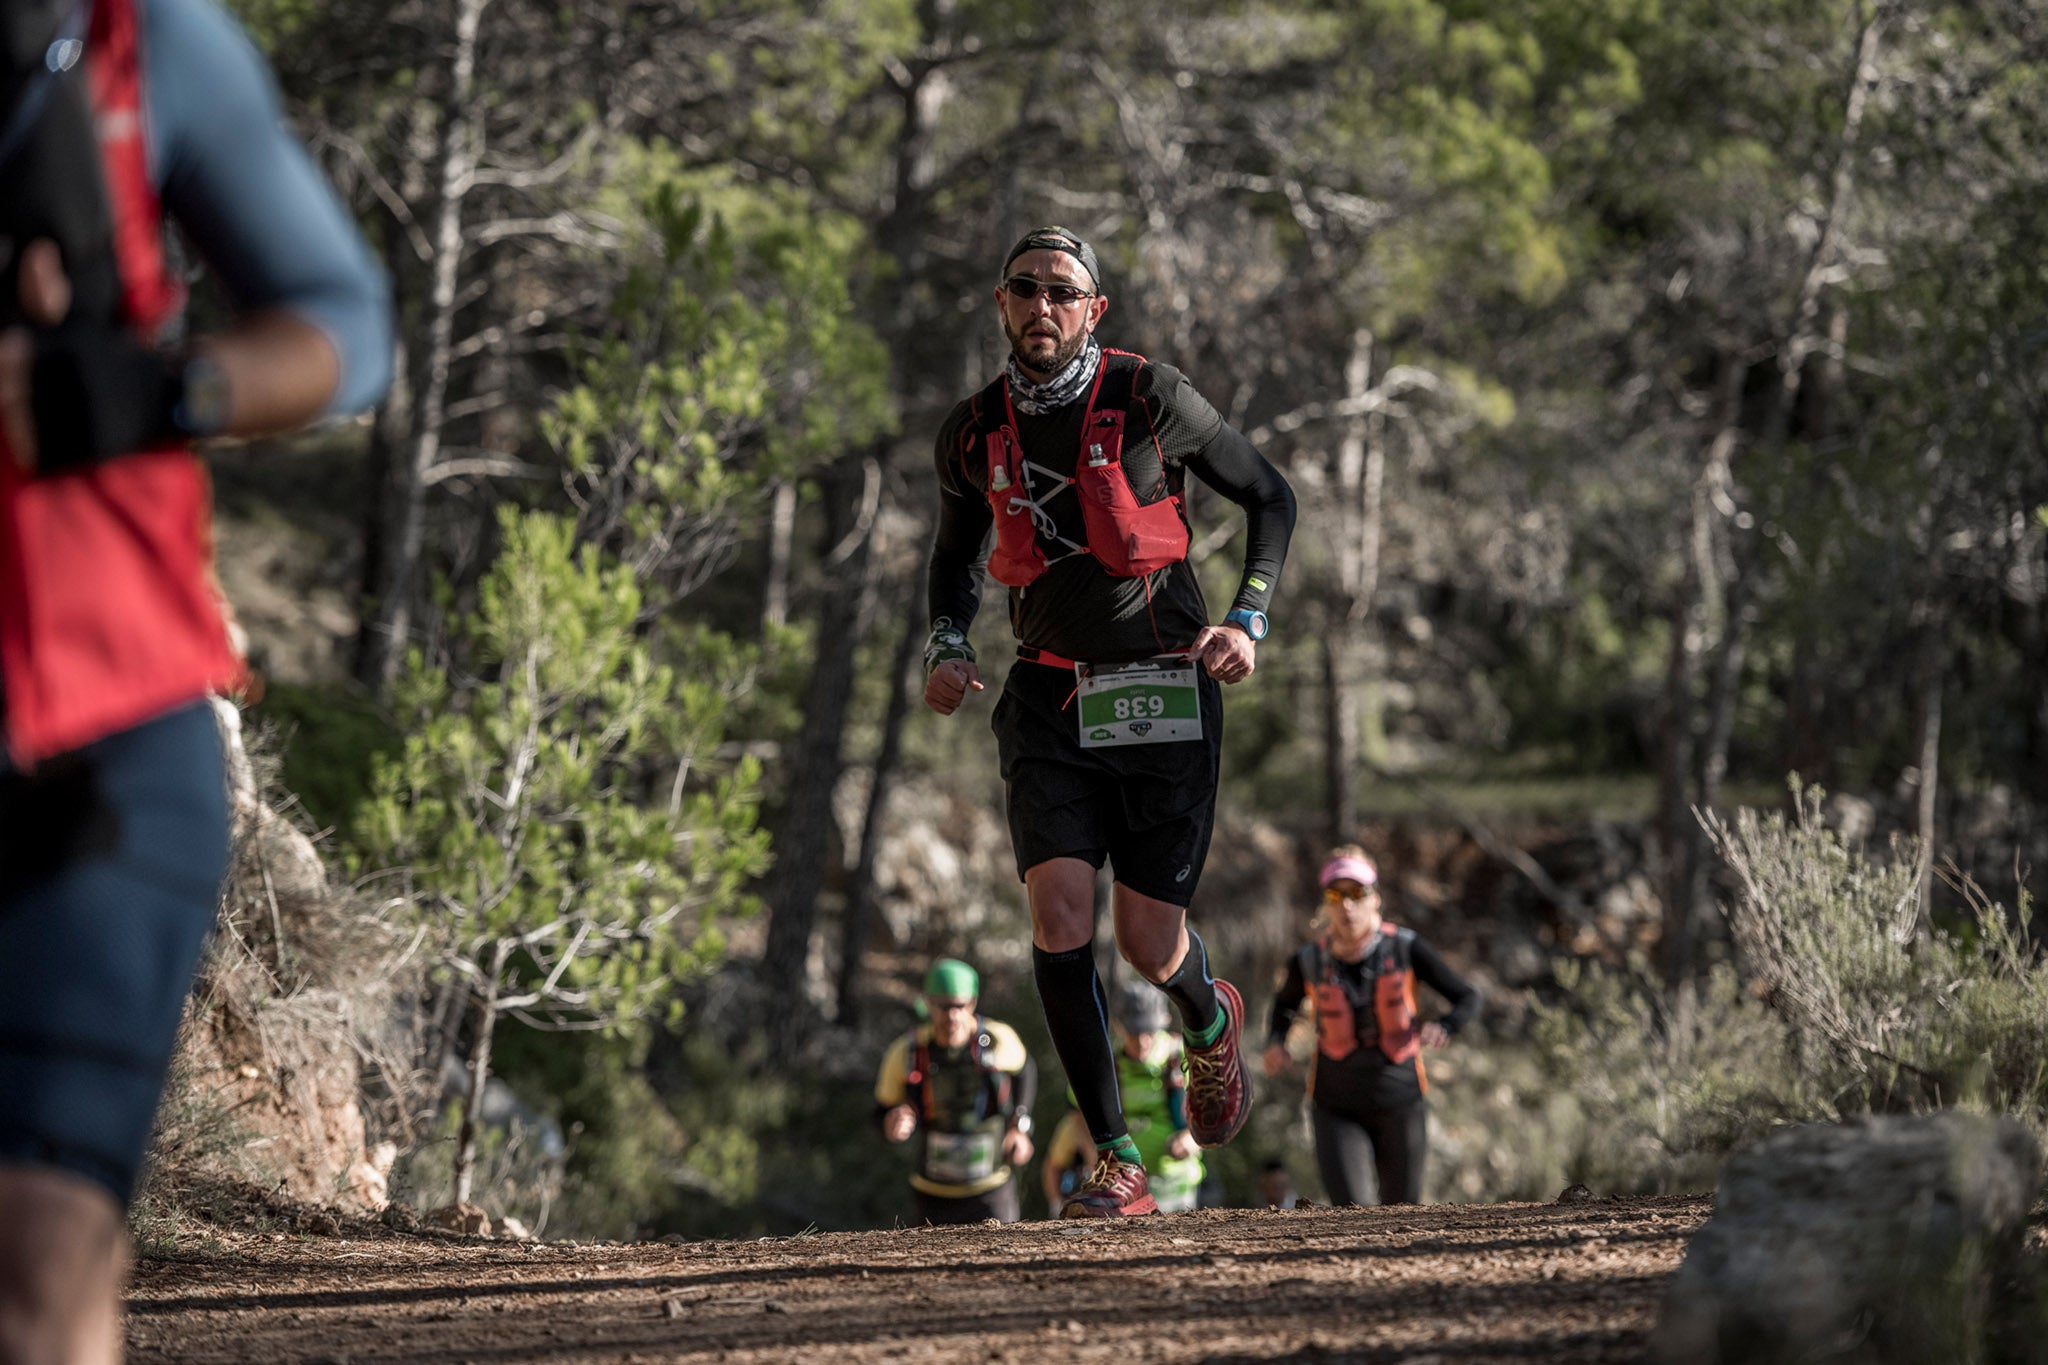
top-left (1003, 276), bottom-right (1095, 307)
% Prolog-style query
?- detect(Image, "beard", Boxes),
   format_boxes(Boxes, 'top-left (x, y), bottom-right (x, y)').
top-left (1005, 316), bottom-right (1087, 377)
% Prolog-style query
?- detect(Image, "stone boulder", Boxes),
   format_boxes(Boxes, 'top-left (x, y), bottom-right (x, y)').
top-left (428, 1202), bottom-right (492, 1236)
top-left (1649, 1112), bottom-right (2042, 1365)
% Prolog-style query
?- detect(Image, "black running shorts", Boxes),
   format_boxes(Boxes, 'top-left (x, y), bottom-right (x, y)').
top-left (0, 702), bottom-right (229, 1205)
top-left (991, 657), bottom-right (1223, 907)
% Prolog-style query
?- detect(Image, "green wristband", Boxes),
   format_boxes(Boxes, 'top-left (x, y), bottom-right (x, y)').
top-left (924, 621), bottom-right (975, 674)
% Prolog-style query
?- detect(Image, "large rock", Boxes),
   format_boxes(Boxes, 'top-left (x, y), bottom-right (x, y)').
top-left (1649, 1112), bottom-right (2042, 1365)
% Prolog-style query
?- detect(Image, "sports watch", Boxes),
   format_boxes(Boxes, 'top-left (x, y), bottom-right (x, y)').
top-left (172, 353), bottom-right (232, 438)
top-left (1224, 607), bottom-right (1268, 641)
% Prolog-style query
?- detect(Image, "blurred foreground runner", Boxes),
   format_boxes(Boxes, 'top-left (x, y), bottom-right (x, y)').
top-left (0, 1), bottom-right (390, 1358)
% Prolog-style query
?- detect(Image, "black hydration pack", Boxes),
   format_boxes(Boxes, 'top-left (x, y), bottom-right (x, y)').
top-left (2, 0), bottom-right (195, 472)
top-left (1, 0), bottom-right (122, 331)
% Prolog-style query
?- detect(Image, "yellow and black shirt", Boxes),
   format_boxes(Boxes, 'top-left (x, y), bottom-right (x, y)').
top-left (874, 1017), bottom-right (1036, 1198)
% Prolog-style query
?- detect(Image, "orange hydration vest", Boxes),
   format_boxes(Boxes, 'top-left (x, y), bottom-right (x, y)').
top-left (0, 0), bottom-right (243, 766)
top-left (1309, 923), bottom-right (1426, 1094)
top-left (977, 349), bottom-right (1190, 587)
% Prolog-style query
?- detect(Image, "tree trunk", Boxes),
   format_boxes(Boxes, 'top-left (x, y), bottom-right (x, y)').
top-left (761, 479), bottom-right (798, 640)
top-left (1318, 329), bottom-right (1380, 844)
top-left (790, 9), bottom-right (954, 1013)
top-left (1681, 553), bottom-right (1753, 962)
top-left (355, 0), bottom-right (488, 693)
top-left (1911, 614), bottom-right (1943, 927)
top-left (835, 599), bottom-right (924, 1026)
top-left (1320, 634), bottom-right (1357, 846)
top-left (1655, 574), bottom-right (1702, 987)
top-left (760, 453), bottom-right (881, 1006)
top-left (451, 970), bottom-right (499, 1210)
top-left (1659, 352), bottom-right (1742, 995)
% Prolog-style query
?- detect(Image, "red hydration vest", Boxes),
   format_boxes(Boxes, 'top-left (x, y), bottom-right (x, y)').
top-left (974, 349), bottom-right (1190, 587)
top-left (1308, 924), bottom-right (1427, 1094)
top-left (0, 0), bottom-right (242, 766)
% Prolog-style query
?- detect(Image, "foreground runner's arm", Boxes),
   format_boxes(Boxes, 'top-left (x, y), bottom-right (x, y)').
top-left (0, 0), bottom-right (390, 471)
top-left (924, 408), bottom-right (992, 713)
top-left (1182, 420), bottom-right (1296, 683)
top-left (151, 0), bottom-right (387, 427)
top-left (148, 0), bottom-right (391, 429)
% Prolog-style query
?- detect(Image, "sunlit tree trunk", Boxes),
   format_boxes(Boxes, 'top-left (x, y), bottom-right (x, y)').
top-left (1658, 351), bottom-right (1737, 998)
top-left (1669, 7), bottom-right (1886, 1002)
top-left (761, 480), bottom-right (798, 640)
top-left (451, 960), bottom-right (500, 1209)
top-left (1320, 636), bottom-right (1357, 846)
top-left (1910, 608), bottom-right (1943, 926)
top-left (357, 0), bottom-right (487, 692)
top-left (1320, 329), bottom-right (1382, 842)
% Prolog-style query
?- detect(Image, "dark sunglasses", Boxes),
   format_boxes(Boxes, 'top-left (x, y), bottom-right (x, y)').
top-left (1003, 276), bottom-right (1094, 306)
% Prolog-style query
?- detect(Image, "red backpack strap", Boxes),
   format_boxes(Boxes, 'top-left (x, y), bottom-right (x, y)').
top-left (86, 0), bottom-right (184, 337)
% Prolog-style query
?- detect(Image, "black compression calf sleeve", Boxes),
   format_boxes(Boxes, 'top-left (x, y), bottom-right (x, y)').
top-left (1032, 943), bottom-right (1126, 1148)
top-left (1159, 928), bottom-right (1222, 1039)
top-left (29, 322), bottom-right (184, 474)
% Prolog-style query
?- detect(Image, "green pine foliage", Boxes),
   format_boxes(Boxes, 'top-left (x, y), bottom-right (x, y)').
top-left (356, 507), bottom-right (769, 1034)
top-left (351, 508), bottom-right (770, 1203)
top-left (545, 152), bottom-right (894, 618)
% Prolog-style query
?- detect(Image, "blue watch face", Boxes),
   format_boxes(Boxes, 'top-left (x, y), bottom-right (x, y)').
top-left (1229, 609), bottom-right (1268, 640)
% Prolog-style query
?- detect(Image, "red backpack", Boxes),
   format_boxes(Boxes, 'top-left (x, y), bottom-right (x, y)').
top-left (0, 0), bottom-right (241, 765)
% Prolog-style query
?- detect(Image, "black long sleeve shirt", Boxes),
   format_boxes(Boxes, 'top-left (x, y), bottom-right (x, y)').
top-left (928, 357), bottom-right (1296, 663)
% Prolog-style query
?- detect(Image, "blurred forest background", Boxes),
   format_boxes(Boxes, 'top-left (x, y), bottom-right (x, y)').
top-left (148, 0), bottom-right (2048, 1244)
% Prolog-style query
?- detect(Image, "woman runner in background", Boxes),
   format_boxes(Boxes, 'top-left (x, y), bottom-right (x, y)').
top-left (1262, 846), bottom-right (1481, 1205)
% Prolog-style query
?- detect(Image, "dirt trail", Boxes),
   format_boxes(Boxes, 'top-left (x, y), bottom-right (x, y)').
top-left (126, 1193), bottom-right (1709, 1363)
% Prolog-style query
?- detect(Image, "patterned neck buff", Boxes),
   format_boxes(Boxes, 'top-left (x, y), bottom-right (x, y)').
top-left (1004, 334), bottom-right (1102, 415)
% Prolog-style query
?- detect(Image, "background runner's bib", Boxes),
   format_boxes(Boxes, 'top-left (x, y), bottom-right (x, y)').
top-left (1076, 659), bottom-right (1201, 747)
top-left (923, 1130), bottom-right (1001, 1184)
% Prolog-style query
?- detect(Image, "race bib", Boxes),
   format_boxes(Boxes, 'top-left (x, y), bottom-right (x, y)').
top-left (924, 1130), bottom-right (1001, 1184)
top-left (1076, 658), bottom-right (1201, 748)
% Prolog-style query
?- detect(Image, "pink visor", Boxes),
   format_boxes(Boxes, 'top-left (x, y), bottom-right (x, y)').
top-left (1319, 855), bottom-right (1378, 889)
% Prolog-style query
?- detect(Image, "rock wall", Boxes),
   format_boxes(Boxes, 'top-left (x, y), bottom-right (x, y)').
top-left (1649, 1112), bottom-right (2044, 1365)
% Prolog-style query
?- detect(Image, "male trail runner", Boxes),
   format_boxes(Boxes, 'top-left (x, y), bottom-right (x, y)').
top-left (874, 958), bottom-right (1037, 1225)
top-left (923, 225), bottom-right (1295, 1217)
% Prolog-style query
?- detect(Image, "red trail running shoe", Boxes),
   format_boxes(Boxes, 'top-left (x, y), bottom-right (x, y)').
top-left (1184, 978), bottom-right (1252, 1147)
top-left (1060, 1152), bottom-right (1159, 1218)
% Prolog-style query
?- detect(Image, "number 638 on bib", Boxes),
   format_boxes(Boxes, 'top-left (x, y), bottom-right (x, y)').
top-left (1074, 658), bottom-right (1202, 748)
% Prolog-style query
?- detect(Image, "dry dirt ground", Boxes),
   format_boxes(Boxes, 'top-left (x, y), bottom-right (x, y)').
top-left (127, 1192), bottom-right (1709, 1364)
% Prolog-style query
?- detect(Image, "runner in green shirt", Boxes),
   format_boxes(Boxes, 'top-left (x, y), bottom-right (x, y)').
top-left (1042, 982), bottom-right (1203, 1213)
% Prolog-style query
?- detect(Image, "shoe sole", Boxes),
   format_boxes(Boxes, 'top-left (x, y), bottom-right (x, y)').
top-left (1059, 1193), bottom-right (1160, 1218)
top-left (1189, 978), bottom-right (1252, 1149)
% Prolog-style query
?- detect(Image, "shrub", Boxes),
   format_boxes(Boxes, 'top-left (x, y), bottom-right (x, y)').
top-left (1526, 958), bottom-right (1810, 1195)
top-left (1707, 782), bottom-right (2048, 1130)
